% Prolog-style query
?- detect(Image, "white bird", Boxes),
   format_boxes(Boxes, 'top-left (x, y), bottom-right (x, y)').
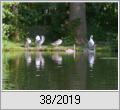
top-left (27, 38), bottom-right (31, 44)
top-left (88, 35), bottom-right (95, 50)
top-left (35, 35), bottom-right (45, 47)
top-left (51, 39), bottom-right (62, 46)
top-left (36, 35), bottom-right (40, 41)
top-left (39, 35), bottom-right (45, 45)
top-left (66, 44), bottom-right (76, 54)
top-left (25, 38), bottom-right (31, 48)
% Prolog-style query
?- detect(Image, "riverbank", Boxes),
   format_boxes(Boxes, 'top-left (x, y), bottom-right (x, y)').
top-left (2, 40), bottom-right (82, 51)
top-left (2, 40), bottom-right (112, 52)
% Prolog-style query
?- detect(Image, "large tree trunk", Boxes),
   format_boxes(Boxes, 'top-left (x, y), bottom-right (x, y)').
top-left (13, 3), bottom-right (19, 42)
top-left (69, 3), bottom-right (87, 46)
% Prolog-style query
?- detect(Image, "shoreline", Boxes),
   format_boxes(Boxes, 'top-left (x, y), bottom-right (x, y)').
top-left (2, 46), bottom-right (82, 52)
top-left (2, 46), bottom-right (112, 53)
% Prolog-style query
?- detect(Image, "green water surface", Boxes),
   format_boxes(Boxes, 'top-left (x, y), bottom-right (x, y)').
top-left (2, 51), bottom-right (118, 90)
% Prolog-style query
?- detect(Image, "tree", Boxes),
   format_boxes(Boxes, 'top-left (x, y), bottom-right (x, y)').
top-left (3, 3), bottom-right (117, 48)
top-left (3, 2), bottom-right (20, 42)
top-left (69, 3), bottom-right (87, 46)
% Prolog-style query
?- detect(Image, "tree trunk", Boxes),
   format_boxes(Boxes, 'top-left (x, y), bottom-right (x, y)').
top-left (14, 3), bottom-right (19, 42)
top-left (69, 3), bottom-right (87, 46)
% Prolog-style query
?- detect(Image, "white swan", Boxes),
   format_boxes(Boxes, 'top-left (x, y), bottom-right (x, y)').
top-left (36, 35), bottom-right (40, 41)
top-left (66, 44), bottom-right (76, 54)
top-left (51, 39), bottom-right (62, 46)
top-left (35, 35), bottom-right (40, 47)
top-left (25, 38), bottom-right (31, 48)
top-left (88, 35), bottom-right (95, 50)
top-left (35, 35), bottom-right (45, 47)
top-left (27, 38), bottom-right (31, 44)
top-left (39, 35), bottom-right (45, 45)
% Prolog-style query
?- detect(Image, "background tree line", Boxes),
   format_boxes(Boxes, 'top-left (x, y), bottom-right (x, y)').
top-left (2, 2), bottom-right (118, 48)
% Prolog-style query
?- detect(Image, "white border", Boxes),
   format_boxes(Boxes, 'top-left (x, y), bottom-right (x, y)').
top-left (1, 1), bottom-right (3, 92)
top-left (1, 0), bottom-right (119, 3)
top-left (118, 1), bottom-right (119, 91)
top-left (1, 1), bottom-right (119, 92)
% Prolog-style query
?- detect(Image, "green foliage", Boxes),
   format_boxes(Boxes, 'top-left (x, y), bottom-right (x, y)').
top-left (2, 23), bottom-right (16, 40)
top-left (63, 18), bottom-right (80, 45)
top-left (86, 3), bottom-right (118, 41)
top-left (62, 36), bottom-right (75, 46)
top-left (2, 2), bottom-right (118, 49)
top-left (3, 2), bottom-right (20, 41)
top-left (44, 3), bottom-right (70, 40)
top-left (2, 24), bottom-right (10, 40)
top-left (86, 3), bottom-right (118, 52)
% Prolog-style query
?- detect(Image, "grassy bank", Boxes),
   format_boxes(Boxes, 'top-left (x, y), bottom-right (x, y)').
top-left (2, 40), bottom-right (113, 52)
top-left (2, 40), bottom-right (82, 52)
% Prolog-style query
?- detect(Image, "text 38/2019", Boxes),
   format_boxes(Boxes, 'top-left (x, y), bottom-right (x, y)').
top-left (40, 95), bottom-right (80, 104)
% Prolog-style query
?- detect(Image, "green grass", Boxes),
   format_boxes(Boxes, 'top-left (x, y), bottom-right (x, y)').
top-left (2, 40), bottom-right (112, 53)
top-left (3, 40), bottom-right (23, 51)
top-left (2, 40), bottom-right (82, 52)
top-left (96, 45), bottom-right (111, 52)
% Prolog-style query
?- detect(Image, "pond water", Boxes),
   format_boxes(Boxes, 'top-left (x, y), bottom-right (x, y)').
top-left (2, 51), bottom-right (118, 90)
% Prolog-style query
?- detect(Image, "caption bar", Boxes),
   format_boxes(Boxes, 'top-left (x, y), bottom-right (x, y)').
top-left (1, 91), bottom-right (119, 109)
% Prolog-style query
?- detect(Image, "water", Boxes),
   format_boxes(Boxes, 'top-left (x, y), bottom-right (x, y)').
top-left (2, 51), bottom-right (118, 90)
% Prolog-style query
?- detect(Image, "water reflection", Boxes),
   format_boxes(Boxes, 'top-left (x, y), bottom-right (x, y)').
top-left (87, 50), bottom-right (95, 69)
top-left (3, 51), bottom-right (118, 90)
top-left (65, 51), bottom-right (76, 59)
top-left (25, 51), bottom-right (32, 65)
top-left (35, 52), bottom-right (45, 70)
top-left (52, 53), bottom-right (62, 65)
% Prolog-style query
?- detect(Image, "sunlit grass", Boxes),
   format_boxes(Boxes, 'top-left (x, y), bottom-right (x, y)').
top-left (3, 40), bottom-right (23, 51)
top-left (2, 40), bottom-right (82, 51)
top-left (2, 40), bottom-right (113, 53)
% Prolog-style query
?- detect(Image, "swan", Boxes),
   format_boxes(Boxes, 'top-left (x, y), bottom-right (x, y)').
top-left (51, 39), bottom-right (62, 46)
top-left (39, 35), bottom-right (45, 45)
top-left (35, 35), bottom-right (45, 47)
top-left (25, 38), bottom-right (31, 48)
top-left (35, 35), bottom-right (40, 47)
top-left (66, 44), bottom-right (76, 54)
top-left (88, 35), bottom-right (95, 50)
top-left (36, 35), bottom-right (40, 42)
top-left (27, 38), bottom-right (31, 44)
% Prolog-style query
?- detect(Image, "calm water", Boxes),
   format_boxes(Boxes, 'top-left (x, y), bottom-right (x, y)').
top-left (2, 51), bottom-right (118, 90)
